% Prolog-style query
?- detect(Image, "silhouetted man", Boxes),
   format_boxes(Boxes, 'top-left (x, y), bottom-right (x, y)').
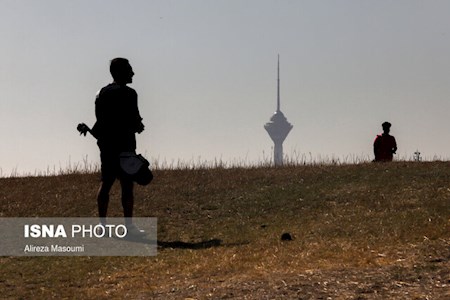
top-left (91, 58), bottom-right (145, 234)
top-left (373, 122), bottom-right (397, 162)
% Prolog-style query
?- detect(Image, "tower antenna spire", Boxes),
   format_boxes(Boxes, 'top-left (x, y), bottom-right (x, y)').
top-left (277, 54), bottom-right (280, 112)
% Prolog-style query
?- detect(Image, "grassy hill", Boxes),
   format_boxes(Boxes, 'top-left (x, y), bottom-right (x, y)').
top-left (1, 162), bottom-right (449, 299)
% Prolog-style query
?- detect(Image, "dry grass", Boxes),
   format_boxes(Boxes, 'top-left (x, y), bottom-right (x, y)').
top-left (0, 162), bottom-right (449, 299)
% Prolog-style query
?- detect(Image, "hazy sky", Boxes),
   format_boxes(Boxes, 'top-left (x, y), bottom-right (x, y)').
top-left (2, 0), bottom-right (450, 174)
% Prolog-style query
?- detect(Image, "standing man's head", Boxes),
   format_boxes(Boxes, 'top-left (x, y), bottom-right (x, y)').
top-left (382, 122), bottom-right (391, 134)
top-left (110, 58), bottom-right (134, 85)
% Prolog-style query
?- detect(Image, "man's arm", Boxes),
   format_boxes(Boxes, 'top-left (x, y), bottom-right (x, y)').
top-left (392, 137), bottom-right (397, 154)
top-left (373, 136), bottom-right (381, 161)
top-left (133, 93), bottom-right (145, 134)
top-left (91, 90), bottom-right (105, 139)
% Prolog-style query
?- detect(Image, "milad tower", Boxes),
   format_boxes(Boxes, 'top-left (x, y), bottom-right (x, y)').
top-left (264, 55), bottom-right (293, 166)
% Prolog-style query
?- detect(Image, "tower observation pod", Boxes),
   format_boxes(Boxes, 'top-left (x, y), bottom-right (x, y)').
top-left (264, 55), bottom-right (293, 166)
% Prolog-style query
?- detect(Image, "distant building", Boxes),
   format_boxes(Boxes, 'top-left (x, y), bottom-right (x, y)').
top-left (264, 55), bottom-right (293, 166)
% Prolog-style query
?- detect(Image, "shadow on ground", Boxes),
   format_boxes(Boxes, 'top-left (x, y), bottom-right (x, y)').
top-left (157, 239), bottom-right (222, 249)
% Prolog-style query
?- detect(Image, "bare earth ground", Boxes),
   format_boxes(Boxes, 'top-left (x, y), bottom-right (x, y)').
top-left (0, 162), bottom-right (449, 299)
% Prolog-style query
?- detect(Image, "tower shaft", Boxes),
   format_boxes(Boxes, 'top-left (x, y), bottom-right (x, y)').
top-left (274, 141), bottom-right (283, 166)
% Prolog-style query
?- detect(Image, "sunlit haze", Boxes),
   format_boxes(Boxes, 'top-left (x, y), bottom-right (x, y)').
top-left (2, 0), bottom-right (450, 174)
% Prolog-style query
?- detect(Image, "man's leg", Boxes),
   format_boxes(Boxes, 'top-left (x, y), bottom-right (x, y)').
top-left (120, 178), bottom-right (134, 225)
top-left (98, 150), bottom-right (119, 224)
top-left (97, 178), bottom-right (115, 224)
top-left (120, 178), bottom-right (145, 236)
